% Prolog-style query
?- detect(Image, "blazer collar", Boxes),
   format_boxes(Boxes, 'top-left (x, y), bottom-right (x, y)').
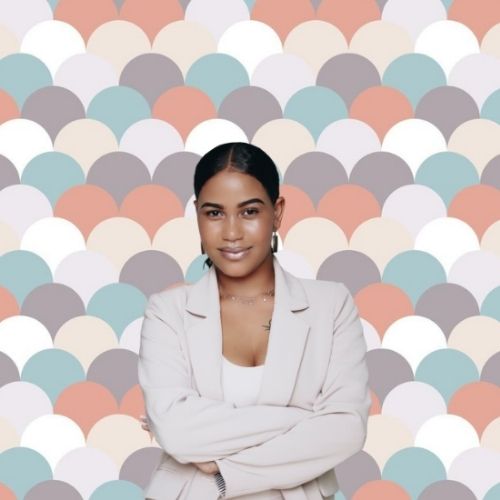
top-left (184, 254), bottom-right (311, 405)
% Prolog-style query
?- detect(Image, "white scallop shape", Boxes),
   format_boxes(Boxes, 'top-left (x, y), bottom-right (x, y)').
top-left (415, 217), bottom-right (480, 274)
top-left (415, 414), bottom-right (479, 470)
top-left (21, 414), bottom-right (85, 470)
top-left (381, 119), bottom-right (447, 174)
top-left (119, 317), bottom-right (142, 354)
top-left (382, 381), bottom-right (447, 436)
top-left (382, 315), bottom-right (447, 371)
top-left (54, 446), bottom-right (119, 499)
top-left (120, 119), bottom-right (184, 175)
top-left (21, 217), bottom-right (86, 274)
top-left (20, 20), bottom-right (86, 78)
top-left (415, 20), bottom-right (480, 77)
top-left (218, 20), bottom-right (282, 77)
top-left (0, 184), bottom-right (53, 239)
top-left (0, 316), bottom-right (53, 372)
top-left (361, 318), bottom-right (381, 351)
top-left (0, 381), bottom-right (52, 435)
top-left (54, 53), bottom-right (118, 109)
top-left (251, 53), bottom-right (316, 109)
top-left (0, 0), bottom-right (52, 40)
top-left (317, 119), bottom-right (381, 175)
top-left (0, 119), bottom-right (52, 175)
top-left (184, 118), bottom-right (248, 157)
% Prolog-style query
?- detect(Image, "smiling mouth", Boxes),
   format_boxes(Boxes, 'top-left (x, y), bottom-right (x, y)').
top-left (219, 247), bottom-right (251, 259)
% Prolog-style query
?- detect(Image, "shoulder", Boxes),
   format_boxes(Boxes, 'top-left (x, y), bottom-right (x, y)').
top-left (146, 281), bottom-right (189, 314)
top-left (296, 274), bottom-right (350, 298)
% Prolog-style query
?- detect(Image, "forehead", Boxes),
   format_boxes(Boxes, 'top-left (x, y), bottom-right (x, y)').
top-left (199, 170), bottom-right (267, 200)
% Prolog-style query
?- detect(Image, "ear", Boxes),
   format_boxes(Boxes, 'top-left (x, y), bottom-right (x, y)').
top-left (273, 196), bottom-right (285, 230)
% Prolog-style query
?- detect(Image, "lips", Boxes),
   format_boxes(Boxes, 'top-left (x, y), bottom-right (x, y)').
top-left (219, 247), bottom-right (251, 260)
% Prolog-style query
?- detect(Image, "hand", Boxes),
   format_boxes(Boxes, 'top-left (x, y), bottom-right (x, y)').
top-left (139, 415), bottom-right (219, 474)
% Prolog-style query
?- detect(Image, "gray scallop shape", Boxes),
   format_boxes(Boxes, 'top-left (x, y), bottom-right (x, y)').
top-left (87, 152), bottom-right (151, 205)
top-left (87, 348), bottom-right (138, 401)
top-left (415, 86), bottom-right (479, 141)
top-left (120, 53), bottom-right (184, 108)
top-left (481, 352), bottom-right (500, 386)
top-left (335, 450), bottom-right (381, 500)
top-left (377, 0), bottom-right (390, 9)
top-left (317, 54), bottom-right (381, 107)
top-left (418, 479), bottom-right (476, 500)
top-left (367, 348), bottom-right (414, 402)
top-left (481, 155), bottom-right (500, 189)
top-left (119, 447), bottom-right (164, 490)
top-left (283, 151), bottom-right (348, 206)
top-left (0, 351), bottom-right (20, 388)
top-left (153, 151), bottom-right (200, 206)
top-left (25, 480), bottom-right (83, 500)
top-left (0, 154), bottom-right (20, 190)
top-left (21, 283), bottom-right (86, 339)
top-left (219, 86), bottom-right (282, 141)
top-left (120, 250), bottom-right (185, 297)
top-left (415, 283), bottom-right (479, 339)
top-left (21, 86), bottom-right (86, 142)
top-left (317, 250), bottom-right (381, 296)
top-left (350, 152), bottom-right (414, 205)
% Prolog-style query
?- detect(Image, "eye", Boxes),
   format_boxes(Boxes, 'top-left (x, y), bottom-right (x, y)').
top-left (206, 209), bottom-right (222, 217)
top-left (243, 207), bottom-right (259, 215)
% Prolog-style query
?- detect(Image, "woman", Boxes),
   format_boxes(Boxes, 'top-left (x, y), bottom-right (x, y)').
top-left (138, 142), bottom-right (371, 499)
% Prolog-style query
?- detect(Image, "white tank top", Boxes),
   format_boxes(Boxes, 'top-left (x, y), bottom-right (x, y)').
top-left (222, 355), bottom-right (265, 407)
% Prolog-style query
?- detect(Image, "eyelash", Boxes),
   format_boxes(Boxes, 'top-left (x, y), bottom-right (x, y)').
top-left (206, 208), bottom-right (259, 217)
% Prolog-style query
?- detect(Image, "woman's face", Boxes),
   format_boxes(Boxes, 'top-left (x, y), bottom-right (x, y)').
top-left (195, 169), bottom-right (284, 278)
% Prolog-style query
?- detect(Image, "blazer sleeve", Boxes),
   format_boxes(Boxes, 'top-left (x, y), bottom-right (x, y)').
top-left (214, 283), bottom-right (372, 498)
top-left (138, 292), bottom-right (313, 464)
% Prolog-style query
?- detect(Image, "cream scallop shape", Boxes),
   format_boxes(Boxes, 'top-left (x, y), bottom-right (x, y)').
top-left (481, 417), bottom-right (500, 452)
top-left (0, 316), bottom-right (52, 372)
top-left (0, 221), bottom-right (20, 254)
top-left (119, 317), bottom-right (142, 354)
top-left (0, 119), bottom-right (52, 175)
top-left (482, 221), bottom-right (500, 259)
top-left (284, 21), bottom-right (347, 74)
top-left (87, 217), bottom-right (151, 271)
top-left (350, 217), bottom-right (413, 273)
top-left (283, 217), bottom-right (348, 274)
top-left (87, 20), bottom-right (151, 74)
top-left (448, 316), bottom-right (500, 372)
top-left (218, 20), bottom-right (282, 77)
top-left (20, 20), bottom-right (86, 78)
top-left (361, 318), bottom-right (381, 351)
top-left (363, 414), bottom-right (414, 470)
top-left (448, 119), bottom-right (500, 176)
top-left (152, 217), bottom-right (201, 274)
top-left (0, 416), bottom-right (19, 452)
top-left (382, 316), bottom-right (447, 372)
top-left (54, 119), bottom-right (118, 174)
top-left (415, 414), bottom-right (479, 470)
top-left (415, 20), bottom-right (480, 77)
top-left (20, 217), bottom-right (86, 274)
top-left (21, 414), bottom-right (85, 470)
top-left (382, 119), bottom-right (447, 175)
top-left (54, 316), bottom-right (118, 372)
top-left (481, 24), bottom-right (500, 59)
top-left (0, 24), bottom-right (20, 57)
top-left (120, 119), bottom-right (184, 175)
top-left (350, 20), bottom-right (414, 75)
top-left (152, 20), bottom-right (216, 77)
top-left (253, 119), bottom-right (315, 176)
top-left (415, 217), bottom-right (480, 275)
top-left (184, 118), bottom-right (248, 157)
top-left (87, 414), bottom-right (152, 468)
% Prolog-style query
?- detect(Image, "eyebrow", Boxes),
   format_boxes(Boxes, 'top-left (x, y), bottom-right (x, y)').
top-left (200, 198), bottom-right (265, 209)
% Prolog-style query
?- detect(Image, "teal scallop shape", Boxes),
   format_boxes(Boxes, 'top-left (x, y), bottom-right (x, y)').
top-left (415, 348), bottom-right (479, 403)
top-left (382, 250), bottom-right (447, 306)
top-left (185, 54), bottom-right (249, 108)
top-left (21, 348), bottom-right (85, 404)
top-left (415, 152), bottom-right (479, 206)
top-left (0, 54), bottom-right (52, 108)
top-left (382, 54), bottom-right (447, 109)
top-left (440, 0), bottom-right (453, 9)
top-left (481, 89), bottom-right (500, 124)
top-left (87, 86), bottom-right (151, 141)
top-left (484, 483), bottom-right (500, 500)
top-left (87, 283), bottom-right (147, 339)
top-left (481, 286), bottom-right (500, 321)
top-left (382, 447), bottom-right (446, 499)
top-left (284, 85), bottom-right (348, 141)
top-left (21, 152), bottom-right (85, 206)
top-left (89, 480), bottom-right (144, 500)
top-left (185, 254), bottom-right (210, 284)
top-left (0, 250), bottom-right (52, 305)
top-left (0, 447), bottom-right (52, 499)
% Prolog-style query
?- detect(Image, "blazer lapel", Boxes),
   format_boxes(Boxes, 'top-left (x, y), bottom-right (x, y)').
top-left (184, 255), bottom-right (310, 406)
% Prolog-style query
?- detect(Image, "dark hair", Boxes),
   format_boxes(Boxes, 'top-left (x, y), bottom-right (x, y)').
top-left (194, 142), bottom-right (280, 268)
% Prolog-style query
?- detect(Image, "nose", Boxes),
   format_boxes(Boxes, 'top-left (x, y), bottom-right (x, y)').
top-left (222, 214), bottom-right (242, 241)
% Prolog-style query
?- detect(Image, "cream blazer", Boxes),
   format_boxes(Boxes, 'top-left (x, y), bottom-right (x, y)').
top-left (138, 254), bottom-right (371, 500)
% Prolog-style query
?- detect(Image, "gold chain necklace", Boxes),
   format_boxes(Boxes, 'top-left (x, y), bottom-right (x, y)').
top-left (219, 287), bottom-right (275, 305)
